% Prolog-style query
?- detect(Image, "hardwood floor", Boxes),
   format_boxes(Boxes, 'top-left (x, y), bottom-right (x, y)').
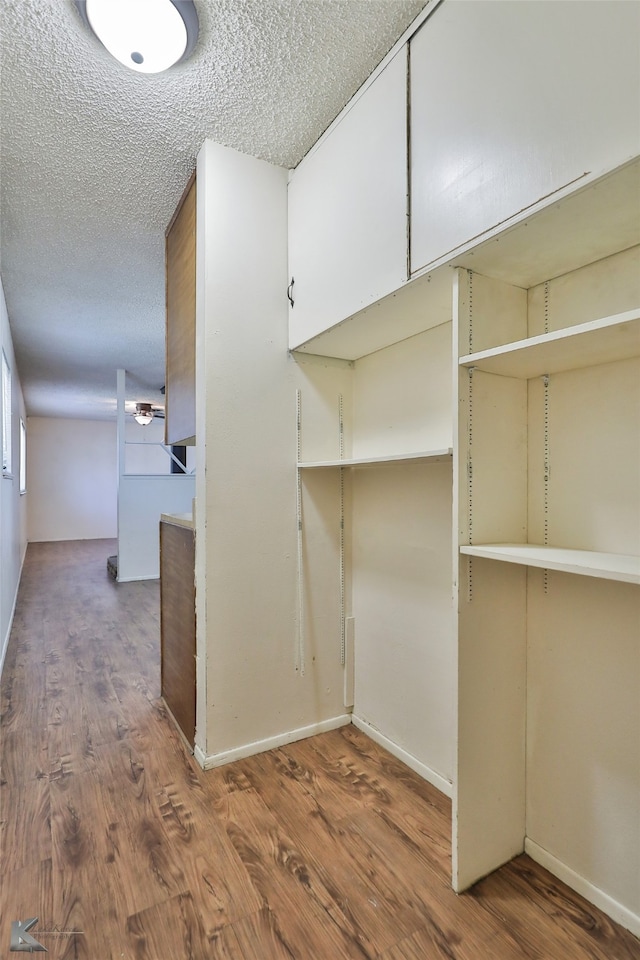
top-left (1, 539), bottom-right (638, 959)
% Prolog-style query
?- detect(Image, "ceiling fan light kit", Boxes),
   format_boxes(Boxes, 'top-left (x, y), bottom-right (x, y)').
top-left (76, 0), bottom-right (199, 74)
top-left (133, 402), bottom-right (154, 425)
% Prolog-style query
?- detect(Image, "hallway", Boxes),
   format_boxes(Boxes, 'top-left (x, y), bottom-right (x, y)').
top-left (1, 540), bottom-right (638, 959)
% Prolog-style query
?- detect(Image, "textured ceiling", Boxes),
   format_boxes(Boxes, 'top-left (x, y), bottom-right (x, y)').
top-left (0, 0), bottom-right (426, 420)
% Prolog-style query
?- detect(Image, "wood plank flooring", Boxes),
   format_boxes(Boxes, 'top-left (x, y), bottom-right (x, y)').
top-left (1, 539), bottom-right (638, 959)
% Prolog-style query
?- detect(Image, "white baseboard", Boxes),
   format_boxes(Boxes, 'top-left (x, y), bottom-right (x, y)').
top-left (193, 743), bottom-right (208, 768)
top-left (0, 543), bottom-right (27, 680)
top-left (525, 838), bottom-right (640, 939)
top-left (194, 713), bottom-right (352, 770)
top-left (116, 574), bottom-right (160, 583)
top-left (351, 713), bottom-right (452, 798)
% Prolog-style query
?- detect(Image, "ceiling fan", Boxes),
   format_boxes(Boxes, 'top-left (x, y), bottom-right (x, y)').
top-left (131, 401), bottom-right (165, 425)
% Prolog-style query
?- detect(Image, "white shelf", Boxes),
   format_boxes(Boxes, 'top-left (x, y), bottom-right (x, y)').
top-left (460, 543), bottom-right (640, 585)
top-left (459, 309), bottom-right (640, 379)
top-left (291, 265), bottom-right (453, 361)
top-left (298, 449), bottom-right (452, 469)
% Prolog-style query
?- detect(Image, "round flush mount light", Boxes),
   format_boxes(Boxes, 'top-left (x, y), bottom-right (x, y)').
top-left (76, 0), bottom-right (199, 74)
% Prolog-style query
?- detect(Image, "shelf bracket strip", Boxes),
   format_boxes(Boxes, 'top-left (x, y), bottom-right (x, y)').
top-left (296, 389), bottom-right (305, 675)
top-left (339, 394), bottom-right (346, 666)
top-left (467, 366), bottom-right (474, 601)
top-left (543, 372), bottom-right (550, 593)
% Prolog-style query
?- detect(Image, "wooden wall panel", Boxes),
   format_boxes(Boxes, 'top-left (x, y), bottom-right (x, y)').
top-left (160, 520), bottom-right (196, 745)
top-left (165, 175), bottom-right (196, 446)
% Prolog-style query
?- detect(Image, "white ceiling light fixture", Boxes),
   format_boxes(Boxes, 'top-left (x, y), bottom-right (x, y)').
top-left (134, 402), bottom-right (154, 425)
top-left (76, 0), bottom-right (199, 75)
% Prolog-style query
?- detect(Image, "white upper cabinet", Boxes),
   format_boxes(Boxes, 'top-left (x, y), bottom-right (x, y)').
top-left (410, 0), bottom-right (640, 275)
top-left (288, 48), bottom-right (409, 350)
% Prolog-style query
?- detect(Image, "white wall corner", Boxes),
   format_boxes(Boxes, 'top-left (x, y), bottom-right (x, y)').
top-left (196, 714), bottom-right (352, 771)
top-left (524, 838), bottom-right (640, 940)
top-left (351, 713), bottom-right (453, 799)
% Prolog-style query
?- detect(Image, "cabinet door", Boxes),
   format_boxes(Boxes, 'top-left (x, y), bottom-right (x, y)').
top-left (288, 48), bottom-right (408, 350)
top-left (410, 0), bottom-right (640, 275)
top-left (165, 175), bottom-right (196, 445)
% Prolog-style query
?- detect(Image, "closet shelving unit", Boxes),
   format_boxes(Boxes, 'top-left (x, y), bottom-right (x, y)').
top-left (453, 156), bottom-right (640, 915)
top-left (293, 305), bottom-right (456, 794)
top-left (291, 155), bottom-right (640, 927)
top-left (458, 306), bottom-right (640, 587)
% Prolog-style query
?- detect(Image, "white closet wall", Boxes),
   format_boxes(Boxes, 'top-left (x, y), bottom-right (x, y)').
top-left (295, 315), bottom-right (455, 793)
top-left (195, 142), bottom-right (350, 767)
top-left (352, 324), bottom-right (452, 458)
top-left (350, 326), bottom-right (454, 788)
top-left (526, 573), bottom-right (639, 917)
top-left (352, 459), bottom-right (453, 791)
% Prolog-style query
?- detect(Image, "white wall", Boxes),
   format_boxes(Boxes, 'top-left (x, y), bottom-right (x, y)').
top-left (195, 140), bottom-right (349, 765)
top-left (118, 404), bottom-right (196, 581)
top-left (0, 277), bottom-right (28, 672)
top-left (123, 417), bottom-right (196, 474)
top-left (124, 417), bottom-right (172, 473)
top-left (27, 413), bottom-right (195, 575)
top-left (527, 573), bottom-right (640, 924)
top-left (350, 326), bottom-right (454, 791)
top-left (352, 461), bottom-right (454, 792)
top-left (293, 325), bottom-right (456, 794)
top-left (27, 418), bottom-right (118, 542)
top-left (117, 473), bottom-right (195, 581)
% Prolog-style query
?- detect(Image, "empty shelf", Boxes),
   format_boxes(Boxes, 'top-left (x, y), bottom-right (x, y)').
top-left (460, 543), bottom-right (640, 584)
top-left (298, 449), bottom-right (453, 469)
top-left (459, 309), bottom-right (640, 379)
